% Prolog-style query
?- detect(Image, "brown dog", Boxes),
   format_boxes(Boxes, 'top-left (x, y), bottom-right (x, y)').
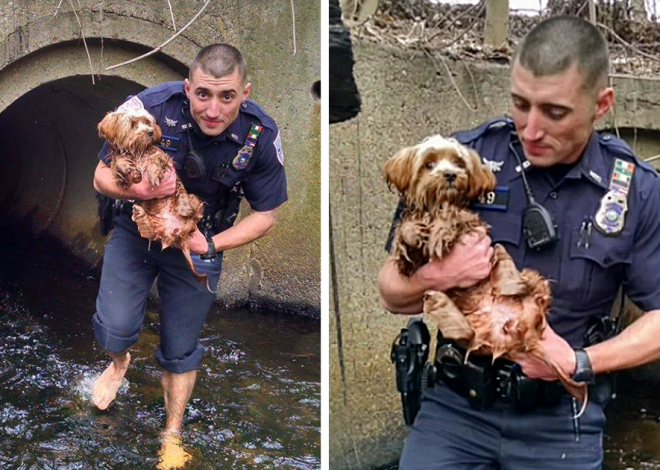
top-left (384, 135), bottom-right (587, 413)
top-left (98, 107), bottom-right (208, 288)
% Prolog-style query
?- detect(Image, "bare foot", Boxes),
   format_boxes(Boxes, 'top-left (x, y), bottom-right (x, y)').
top-left (157, 432), bottom-right (192, 470)
top-left (92, 353), bottom-right (131, 410)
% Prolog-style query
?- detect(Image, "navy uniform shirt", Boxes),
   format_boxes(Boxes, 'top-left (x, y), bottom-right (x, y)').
top-left (99, 81), bottom-right (287, 226)
top-left (388, 117), bottom-right (660, 347)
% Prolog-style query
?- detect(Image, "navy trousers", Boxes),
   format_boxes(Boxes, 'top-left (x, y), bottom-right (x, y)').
top-left (399, 381), bottom-right (605, 470)
top-left (93, 221), bottom-right (223, 373)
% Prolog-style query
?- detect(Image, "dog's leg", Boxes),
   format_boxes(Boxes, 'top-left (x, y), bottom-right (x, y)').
top-left (424, 290), bottom-right (474, 342)
top-left (111, 154), bottom-right (141, 189)
top-left (491, 244), bottom-right (528, 297)
top-left (394, 219), bottom-right (429, 276)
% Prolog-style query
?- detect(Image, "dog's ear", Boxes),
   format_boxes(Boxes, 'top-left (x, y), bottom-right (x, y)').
top-left (152, 119), bottom-right (162, 143)
top-left (466, 148), bottom-right (496, 199)
top-left (384, 146), bottom-right (417, 194)
top-left (98, 112), bottom-right (120, 144)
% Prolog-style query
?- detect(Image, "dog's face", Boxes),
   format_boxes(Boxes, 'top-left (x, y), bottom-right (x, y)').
top-left (384, 136), bottom-right (496, 210)
top-left (98, 108), bottom-right (162, 154)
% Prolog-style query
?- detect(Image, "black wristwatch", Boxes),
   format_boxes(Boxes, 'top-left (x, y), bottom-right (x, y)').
top-left (200, 237), bottom-right (217, 260)
top-left (571, 349), bottom-right (595, 384)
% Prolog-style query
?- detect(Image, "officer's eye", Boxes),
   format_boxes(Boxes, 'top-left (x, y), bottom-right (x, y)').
top-left (544, 107), bottom-right (569, 121)
top-left (197, 90), bottom-right (208, 99)
top-left (223, 93), bottom-right (233, 101)
top-left (512, 97), bottom-right (530, 112)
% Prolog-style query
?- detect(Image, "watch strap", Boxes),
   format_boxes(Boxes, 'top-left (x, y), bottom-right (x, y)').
top-left (200, 237), bottom-right (217, 260)
top-left (571, 348), bottom-right (595, 384)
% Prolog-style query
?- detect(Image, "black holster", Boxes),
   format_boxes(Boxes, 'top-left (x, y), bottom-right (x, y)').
top-left (97, 192), bottom-right (115, 236)
top-left (212, 186), bottom-right (244, 234)
top-left (391, 318), bottom-right (431, 426)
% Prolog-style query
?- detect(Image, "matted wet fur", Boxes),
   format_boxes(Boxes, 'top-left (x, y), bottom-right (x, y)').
top-left (384, 135), bottom-right (587, 414)
top-left (98, 108), bottom-right (208, 287)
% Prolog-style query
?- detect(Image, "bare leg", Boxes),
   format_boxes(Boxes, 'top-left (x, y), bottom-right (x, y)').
top-left (92, 351), bottom-right (131, 410)
top-left (162, 370), bottom-right (197, 435)
top-left (157, 371), bottom-right (196, 470)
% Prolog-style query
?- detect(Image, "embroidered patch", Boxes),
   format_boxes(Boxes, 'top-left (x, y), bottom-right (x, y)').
top-left (471, 186), bottom-right (510, 212)
top-left (274, 131), bottom-right (284, 166)
top-left (165, 117), bottom-right (178, 127)
top-left (482, 157), bottom-right (503, 173)
top-left (117, 96), bottom-right (144, 113)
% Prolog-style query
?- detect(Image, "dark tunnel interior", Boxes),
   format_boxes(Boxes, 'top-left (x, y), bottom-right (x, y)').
top-left (0, 75), bottom-right (145, 265)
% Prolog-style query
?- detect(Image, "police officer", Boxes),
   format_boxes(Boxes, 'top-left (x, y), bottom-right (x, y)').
top-left (379, 16), bottom-right (660, 469)
top-left (91, 44), bottom-right (287, 439)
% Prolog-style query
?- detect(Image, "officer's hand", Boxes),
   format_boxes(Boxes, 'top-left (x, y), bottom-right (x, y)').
top-left (189, 229), bottom-right (209, 255)
top-left (512, 323), bottom-right (576, 381)
top-left (418, 227), bottom-right (493, 291)
top-left (131, 166), bottom-right (177, 200)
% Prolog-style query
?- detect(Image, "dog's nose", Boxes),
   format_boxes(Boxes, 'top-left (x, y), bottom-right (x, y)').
top-left (444, 173), bottom-right (456, 183)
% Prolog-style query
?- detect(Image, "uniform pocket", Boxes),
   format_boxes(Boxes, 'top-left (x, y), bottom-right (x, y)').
top-left (560, 229), bottom-right (630, 309)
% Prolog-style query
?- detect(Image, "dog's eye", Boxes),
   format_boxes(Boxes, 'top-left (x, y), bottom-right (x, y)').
top-left (425, 162), bottom-right (435, 170)
top-left (130, 120), bottom-right (137, 129)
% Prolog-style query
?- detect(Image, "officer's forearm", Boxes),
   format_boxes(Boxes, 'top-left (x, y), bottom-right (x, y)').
top-left (211, 209), bottom-right (278, 252)
top-left (93, 161), bottom-right (134, 200)
top-left (377, 258), bottom-right (428, 315)
top-left (587, 309), bottom-right (660, 374)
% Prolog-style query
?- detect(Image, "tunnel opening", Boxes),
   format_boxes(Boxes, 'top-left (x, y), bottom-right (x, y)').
top-left (311, 80), bottom-right (320, 101)
top-left (0, 75), bottom-right (146, 266)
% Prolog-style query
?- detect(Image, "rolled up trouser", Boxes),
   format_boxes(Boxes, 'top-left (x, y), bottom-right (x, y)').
top-left (93, 221), bottom-right (223, 373)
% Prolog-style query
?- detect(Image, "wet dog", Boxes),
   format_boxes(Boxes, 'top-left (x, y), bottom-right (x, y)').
top-left (384, 135), bottom-right (587, 412)
top-left (98, 107), bottom-right (209, 288)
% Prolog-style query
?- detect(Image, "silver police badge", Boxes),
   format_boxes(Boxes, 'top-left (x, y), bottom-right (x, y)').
top-left (594, 190), bottom-right (628, 236)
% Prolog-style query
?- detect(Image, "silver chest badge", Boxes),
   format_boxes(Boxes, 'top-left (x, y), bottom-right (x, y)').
top-left (594, 158), bottom-right (635, 236)
top-left (594, 190), bottom-right (628, 236)
top-left (165, 117), bottom-right (178, 128)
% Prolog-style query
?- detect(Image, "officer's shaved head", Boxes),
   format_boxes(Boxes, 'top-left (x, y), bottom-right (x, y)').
top-left (190, 44), bottom-right (248, 84)
top-left (513, 16), bottom-right (609, 94)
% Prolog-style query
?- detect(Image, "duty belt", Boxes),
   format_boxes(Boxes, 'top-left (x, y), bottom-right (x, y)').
top-left (433, 337), bottom-right (566, 412)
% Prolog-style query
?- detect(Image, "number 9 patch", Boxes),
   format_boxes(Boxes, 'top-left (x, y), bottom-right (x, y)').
top-left (471, 186), bottom-right (510, 212)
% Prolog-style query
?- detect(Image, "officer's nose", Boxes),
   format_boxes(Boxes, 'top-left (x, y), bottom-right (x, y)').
top-left (523, 108), bottom-right (545, 142)
top-left (444, 173), bottom-right (456, 183)
top-left (207, 99), bottom-right (221, 118)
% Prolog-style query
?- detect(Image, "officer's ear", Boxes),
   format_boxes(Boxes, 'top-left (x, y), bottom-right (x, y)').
top-left (594, 87), bottom-right (614, 121)
top-left (242, 82), bottom-right (252, 102)
top-left (184, 79), bottom-right (191, 99)
top-left (467, 148), bottom-right (496, 200)
top-left (384, 146), bottom-right (416, 194)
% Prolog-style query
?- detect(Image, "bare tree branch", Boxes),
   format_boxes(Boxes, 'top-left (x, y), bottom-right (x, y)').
top-left (597, 22), bottom-right (660, 63)
top-left (167, 0), bottom-right (177, 31)
top-left (423, 47), bottom-right (476, 112)
top-left (106, 0), bottom-right (211, 70)
top-left (52, 0), bottom-right (65, 18)
top-left (68, 0), bottom-right (96, 84)
top-left (291, 0), bottom-right (297, 55)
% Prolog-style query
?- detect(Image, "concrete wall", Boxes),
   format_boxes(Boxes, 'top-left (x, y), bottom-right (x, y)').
top-left (329, 39), bottom-right (660, 469)
top-left (0, 0), bottom-right (320, 315)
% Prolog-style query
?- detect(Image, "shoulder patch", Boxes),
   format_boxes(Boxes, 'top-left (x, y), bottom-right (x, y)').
top-left (601, 133), bottom-right (658, 176)
top-left (274, 131), bottom-right (284, 166)
top-left (117, 96), bottom-right (144, 113)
